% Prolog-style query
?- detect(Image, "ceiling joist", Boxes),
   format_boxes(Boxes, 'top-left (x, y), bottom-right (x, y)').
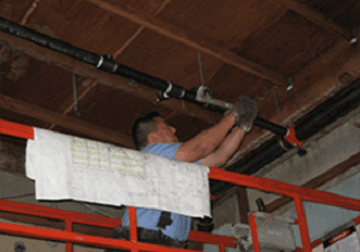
top-left (0, 31), bottom-right (220, 126)
top-left (0, 94), bottom-right (135, 148)
top-left (276, 0), bottom-right (352, 40)
top-left (84, 0), bottom-right (288, 87)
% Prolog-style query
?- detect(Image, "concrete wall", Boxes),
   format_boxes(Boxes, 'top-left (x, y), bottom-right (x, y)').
top-left (212, 187), bottom-right (241, 229)
top-left (247, 109), bottom-right (360, 211)
top-left (283, 171), bottom-right (360, 247)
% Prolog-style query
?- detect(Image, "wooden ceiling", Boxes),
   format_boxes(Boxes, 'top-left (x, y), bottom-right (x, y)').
top-left (1, 0), bottom-right (360, 167)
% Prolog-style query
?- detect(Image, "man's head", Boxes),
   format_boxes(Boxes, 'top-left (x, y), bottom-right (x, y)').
top-left (132, 111), bottom-right (178, 150)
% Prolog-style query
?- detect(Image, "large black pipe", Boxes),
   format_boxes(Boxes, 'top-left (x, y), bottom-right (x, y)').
top-left (0, 17), bottom-right (187, 100)
top-left (211, 79), bottom-right (360, 195)
top-left (0, 17), bottom-right (285, 127)
top-left (0, 17), bottom-right (224, 112)
top-left (254, 117), bottom-right (288, 136)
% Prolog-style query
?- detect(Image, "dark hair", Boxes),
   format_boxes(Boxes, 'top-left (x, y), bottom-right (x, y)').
top-left (132, 111), bottom-right (162, 150)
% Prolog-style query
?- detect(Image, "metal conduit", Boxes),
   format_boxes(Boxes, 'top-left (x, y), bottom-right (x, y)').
top-left (1, 17), bottom-right (359, 195)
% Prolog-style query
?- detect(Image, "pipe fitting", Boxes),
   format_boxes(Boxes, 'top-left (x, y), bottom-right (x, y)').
top-left (163, 81), bottom-right (173, 99)
top-left (97, 54), bottom-right (119, 73)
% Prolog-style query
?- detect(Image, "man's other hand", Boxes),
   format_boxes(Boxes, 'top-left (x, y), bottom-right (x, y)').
top-left (232, 97), bottom-right (258, 132)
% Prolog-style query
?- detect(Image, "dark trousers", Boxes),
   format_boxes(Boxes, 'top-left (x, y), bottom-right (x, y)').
top-left (105, 226), bottom-right (187, 252)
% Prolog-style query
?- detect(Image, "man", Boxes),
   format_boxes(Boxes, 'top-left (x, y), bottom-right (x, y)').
top-left (106, 103), bottom-right (253, 251)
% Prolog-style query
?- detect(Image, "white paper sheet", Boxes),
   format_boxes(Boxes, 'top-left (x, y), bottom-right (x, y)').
top-left (25, 127), bottom-right (211, 217)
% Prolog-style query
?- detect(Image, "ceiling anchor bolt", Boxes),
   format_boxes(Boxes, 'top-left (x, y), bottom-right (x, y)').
top-left (350, 29), bottom-right (357, 45)
top-left (286, 77), bottom-right (293, 91)
top-left (72, 72), bottom-right (80, 115)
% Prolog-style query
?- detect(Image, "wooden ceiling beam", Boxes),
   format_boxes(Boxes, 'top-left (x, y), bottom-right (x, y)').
top-left (84, 0), bottom-right (288, 87)
top-left (265, 151), bottom-right (360, 213)
top-left (276, 0), bottom-right (352, 40)
top-left (0, 31), bottom-right (219, 126)
top-left (0, 94), bottom-right (135, 148)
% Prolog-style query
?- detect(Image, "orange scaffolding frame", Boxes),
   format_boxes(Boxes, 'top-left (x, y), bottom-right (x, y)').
top-left (1, 118), bottom-right (360, 252)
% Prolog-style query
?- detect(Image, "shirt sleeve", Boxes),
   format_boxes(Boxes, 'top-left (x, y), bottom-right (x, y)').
top-left (141, 142), bottom-right (182, 159)
top-left (143, 143), bottom-right (202, 164)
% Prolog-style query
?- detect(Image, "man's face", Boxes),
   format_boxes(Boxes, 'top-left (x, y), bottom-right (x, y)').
top-left (153, 117), bottom-right (179, 143)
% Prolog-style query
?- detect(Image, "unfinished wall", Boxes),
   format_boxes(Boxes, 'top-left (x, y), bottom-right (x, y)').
top-left (247, 108), bottom-right (360, 211)
top-left (212, 187), bottom-right (241, 229)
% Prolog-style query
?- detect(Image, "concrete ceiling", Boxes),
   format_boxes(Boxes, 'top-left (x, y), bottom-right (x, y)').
top-left (1, 0), bottom-right (360, 191)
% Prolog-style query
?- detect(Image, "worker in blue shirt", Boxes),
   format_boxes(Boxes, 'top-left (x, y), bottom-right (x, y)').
top-left (106, 100), bottom-right (255, 251)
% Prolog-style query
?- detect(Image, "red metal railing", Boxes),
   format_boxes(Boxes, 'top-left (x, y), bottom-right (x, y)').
top-left (1, 118), bottom-right (360, 252)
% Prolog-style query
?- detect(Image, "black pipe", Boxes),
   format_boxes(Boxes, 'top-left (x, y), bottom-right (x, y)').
top-left (0, 17), bottom-right (101, 66)
top-left (254, 117), bottom-right (288, 136)
top-left (295, 81), bottom-right (360, 140)
top-left (0, 17), bottom-right (221, 111)
top-left (0, 17), bottom-right (282, 129)
top-left (211, 79), bottom-right (360, 195)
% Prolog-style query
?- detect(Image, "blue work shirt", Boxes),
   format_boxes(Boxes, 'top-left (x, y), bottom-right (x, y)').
top-left (122, 142), bottom-right (200, 241)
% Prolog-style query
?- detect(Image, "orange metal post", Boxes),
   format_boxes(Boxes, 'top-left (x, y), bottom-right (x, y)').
top-left (66, 221), bottom-right (73, 252)
top-left (249, 213), bottom-right (261, 252)
top-left (294, 194), bottom-right (311, 252)
top-left (218, 242), bottom-right (225, 252)
top-left (129, 206), bottom-right (139, 252)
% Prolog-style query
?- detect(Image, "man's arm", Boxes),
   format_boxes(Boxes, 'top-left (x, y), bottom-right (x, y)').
top-left (174, 113), bottom-right (235, 162)
top-left (199, 127), bottom-right (245, 167)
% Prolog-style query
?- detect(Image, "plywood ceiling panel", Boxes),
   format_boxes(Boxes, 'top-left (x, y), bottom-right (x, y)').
top-left (116, 28), bottom-right (225, 90)
top-left (24, 0), bottom-right (141, 55)
top-left (0, 0), bottom-right (34, 23)
top-left (303, 0), bottom-right (360, 29)
top-left (236, 10), bottom-right (341, 76)
top-left (158, 0), bottom-right (289, 52)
